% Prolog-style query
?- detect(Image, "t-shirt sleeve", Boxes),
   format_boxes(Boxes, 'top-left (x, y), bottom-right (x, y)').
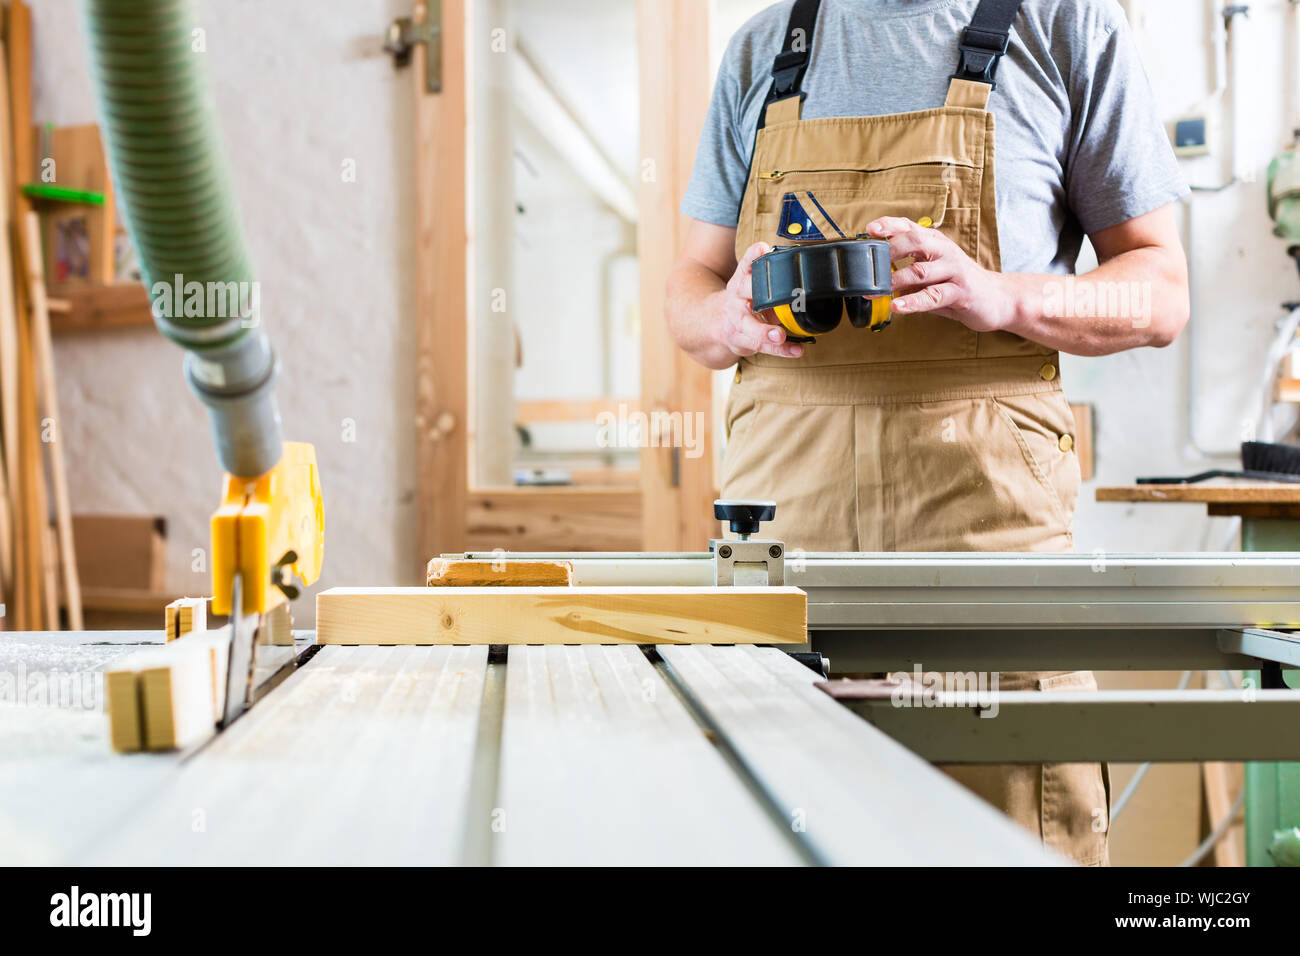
top-left (680, 46), bottom-right (753, 227)
top-left (1064, 13), bottom-right (1188, 235)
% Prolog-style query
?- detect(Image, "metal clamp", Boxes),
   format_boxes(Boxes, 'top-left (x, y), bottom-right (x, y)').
top-left (712, 500), bottom-right (784, 586)
top-left (384, 2), bottom-right (443, 93)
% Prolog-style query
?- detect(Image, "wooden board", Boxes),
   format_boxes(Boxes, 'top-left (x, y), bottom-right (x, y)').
top-left (466, 488), bottom-right (640, 552)
top-left (658, 644), bottom-right (1057, 866)
top-left (1097, 484), bottom-right (1300, 504)
top-left (164, 597), bottom-right (207, 642)
top-left (427, 557), bottom-right (573, 587)
top-left (103, 670), bottom-right (142, 752)
top-left (5, 0), bottom-right (42, 629)
top-left (496, 644), bottom-right (800, 865)
top-left (316, 586), bottom-right (807, 646)
top-left (89, 645), bottom-right (489, 865)
top-left (23, 211), bottom-right (81, 629)
top-left (105, 632), bottom-right (228, 752)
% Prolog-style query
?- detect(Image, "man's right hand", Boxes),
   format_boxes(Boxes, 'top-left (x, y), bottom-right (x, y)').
top-left (712, 242), bottom-right (804, 360)
top-left (666, 224), bottom-right (805, 370)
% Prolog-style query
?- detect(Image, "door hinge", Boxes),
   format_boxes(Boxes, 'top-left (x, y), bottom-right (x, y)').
top-left (384, 2), bottom-right (443, 93)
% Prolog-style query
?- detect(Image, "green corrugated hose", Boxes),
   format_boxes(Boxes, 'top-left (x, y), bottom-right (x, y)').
top-left (82, 0), bottom-right (282, 478)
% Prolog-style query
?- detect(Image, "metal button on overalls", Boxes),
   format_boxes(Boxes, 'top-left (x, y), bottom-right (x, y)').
top-left (719, 0), bottom-right (1104, 864)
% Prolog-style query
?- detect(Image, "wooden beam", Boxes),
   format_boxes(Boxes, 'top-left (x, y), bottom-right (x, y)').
top-left (427, 557), bottom-right (574, 587)
top-left (467, 487), bottom-right (640, 552)
top-left (414, 0), bottom-right (469, 558)
top-left (164, 597), bottom-right (208, 642)
top-left (4, 3), bottom-right (42, 628)
top-left (0, 45), bottom-right (17, 610)
top-left (23, 211), bottom-right (81, 629)
top-left (515, 396), bottom-right (640, 423)
top-left (636, 0), bottom-right (716, 551)
top-left (105, 631), bottom-right (229, 752)
top-left (316, 586), bottom-right (807, 646)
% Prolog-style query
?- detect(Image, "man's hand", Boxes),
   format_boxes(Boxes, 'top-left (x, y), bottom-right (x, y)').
top-left (666, 222), bottom-right (804, 370)
top-left (713, 242), bottom-right (804, 360)
top-left (866, 216), bottom-right (1020, 332)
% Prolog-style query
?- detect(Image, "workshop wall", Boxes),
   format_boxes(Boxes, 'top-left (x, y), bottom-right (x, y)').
top-left (1065, 0), bottom-right (1300, 555)
top-left (33, 0), bottom-right (421, 622)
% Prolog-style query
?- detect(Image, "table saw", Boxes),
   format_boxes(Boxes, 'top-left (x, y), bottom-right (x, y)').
top-left (6, 537), bottom-right (1300, 866)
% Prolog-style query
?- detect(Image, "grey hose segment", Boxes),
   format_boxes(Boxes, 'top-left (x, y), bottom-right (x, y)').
top-left (81, 0), bottom-right (282, 477)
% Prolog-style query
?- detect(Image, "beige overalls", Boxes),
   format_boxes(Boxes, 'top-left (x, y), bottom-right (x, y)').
top-left (721, 0), bottom-right (1109, 865)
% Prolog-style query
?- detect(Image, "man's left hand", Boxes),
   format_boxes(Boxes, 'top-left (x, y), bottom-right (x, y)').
top-left (865, 216), bottom-right (1020, 333)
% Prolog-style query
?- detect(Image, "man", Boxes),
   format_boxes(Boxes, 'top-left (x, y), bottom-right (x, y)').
top-left (666, 0), bottom-right (1189, 865)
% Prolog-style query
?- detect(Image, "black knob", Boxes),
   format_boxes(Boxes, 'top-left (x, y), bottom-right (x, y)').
top-left (714, 499), bottom-right (776, 538)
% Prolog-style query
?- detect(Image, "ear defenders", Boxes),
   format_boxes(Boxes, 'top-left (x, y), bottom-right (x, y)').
top-left (750, 238), bottom-right (893, 342)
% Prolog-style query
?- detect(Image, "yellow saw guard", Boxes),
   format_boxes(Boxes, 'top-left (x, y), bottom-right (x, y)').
top-left (212, 441), bottom-right (324, 616)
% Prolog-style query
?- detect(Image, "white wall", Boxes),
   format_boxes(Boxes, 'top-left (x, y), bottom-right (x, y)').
top-left (32, 0), bottom-right (422, 623)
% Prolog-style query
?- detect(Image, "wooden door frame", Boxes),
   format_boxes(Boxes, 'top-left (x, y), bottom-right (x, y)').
top-left (413, 0), bottom-right (716, 562)
top-left (636, 0), bottom-right (717, 552)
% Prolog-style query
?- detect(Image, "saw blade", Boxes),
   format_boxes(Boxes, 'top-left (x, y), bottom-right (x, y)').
top-left (222, 572), bottom-right (259, 727)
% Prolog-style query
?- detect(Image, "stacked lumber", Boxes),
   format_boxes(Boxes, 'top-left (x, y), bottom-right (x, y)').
top-left (0, 1), bottom-right (82, 630)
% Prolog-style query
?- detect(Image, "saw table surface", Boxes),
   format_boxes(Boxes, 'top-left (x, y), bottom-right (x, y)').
top-left (1, 631), bottom-right (1056, 867)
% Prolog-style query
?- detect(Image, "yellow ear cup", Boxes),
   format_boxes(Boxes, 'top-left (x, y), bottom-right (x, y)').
top-left (869, 295), bottom-right (892, 330)
top-left (772, 303), bottom-right (813, 337)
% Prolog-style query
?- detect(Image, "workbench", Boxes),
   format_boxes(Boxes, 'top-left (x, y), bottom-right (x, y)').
top-left (1097, 483), bottom-right (1300, 867)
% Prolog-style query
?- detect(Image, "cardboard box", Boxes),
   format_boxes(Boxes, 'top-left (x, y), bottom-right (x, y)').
top-left (72, 514), bottom-right (167, 591)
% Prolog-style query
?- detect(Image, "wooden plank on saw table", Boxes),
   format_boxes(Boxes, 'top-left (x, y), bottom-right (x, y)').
top-left (496, 644), bottom-right (802, 866)
top-left (316, 586), bottom-right (807, 646)
top-left (104, 631), bottom-right (229, 753)
top-left (87, 645), bottom-right (489, 865)
top-left (426, 557), bottom-right (573, 587)
top-left (657, 645), bottom-right (1062, 866)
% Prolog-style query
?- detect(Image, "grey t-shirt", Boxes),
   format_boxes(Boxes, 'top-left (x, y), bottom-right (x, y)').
top-left (682, 0), bottom-right (1188, 275)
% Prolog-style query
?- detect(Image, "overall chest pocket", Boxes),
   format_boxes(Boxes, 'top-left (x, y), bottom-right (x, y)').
top-left (755, 169), bottom-right (979, 259)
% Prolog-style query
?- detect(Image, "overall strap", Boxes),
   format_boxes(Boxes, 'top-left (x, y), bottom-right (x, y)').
top-left (945, 0), bottom-right (1023, 110)
top-left (760, 0), bottom-right (822, 129)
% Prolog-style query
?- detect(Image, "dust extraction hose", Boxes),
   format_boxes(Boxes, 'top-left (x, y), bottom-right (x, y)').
top-left (81, 0), bottom-right (282, 478)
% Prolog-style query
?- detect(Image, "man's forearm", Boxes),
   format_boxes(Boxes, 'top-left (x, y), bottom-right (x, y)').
top-left (666, 260), bottom-right (738, 370)
top-left (1001, 247), bottom-right (1190, 356)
